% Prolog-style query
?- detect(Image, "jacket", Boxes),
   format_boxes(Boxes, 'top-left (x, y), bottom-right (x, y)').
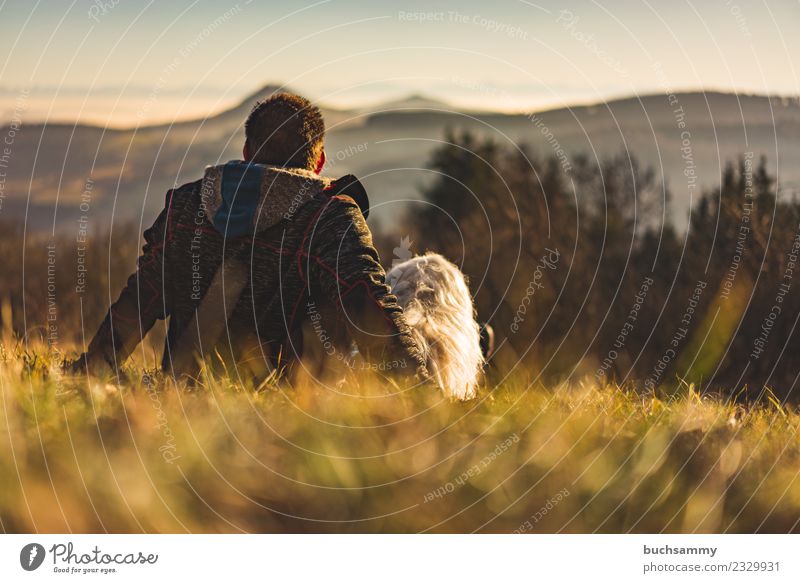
top-left (81, 161), bottom-right (428, 382)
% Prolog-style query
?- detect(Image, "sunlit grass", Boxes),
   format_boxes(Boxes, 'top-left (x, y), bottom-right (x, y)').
top-left (1, 342), bottom-right (799, 533)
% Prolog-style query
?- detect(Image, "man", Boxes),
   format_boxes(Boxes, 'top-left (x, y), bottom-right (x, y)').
top-left (75, 92), bottom-right (427, 383)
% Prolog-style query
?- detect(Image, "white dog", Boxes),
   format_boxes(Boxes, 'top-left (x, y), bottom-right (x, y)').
top-left (387, 253), bottom-right (484, 400)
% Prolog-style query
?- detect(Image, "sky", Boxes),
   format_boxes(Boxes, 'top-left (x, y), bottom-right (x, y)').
top-left (1, 0), bottom-right (799, 126)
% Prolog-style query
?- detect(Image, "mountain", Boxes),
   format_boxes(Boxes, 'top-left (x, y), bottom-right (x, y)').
top-left (356, 93), bottom-right (459, 113)
top-left (2, 84), bottom-right (799, 233)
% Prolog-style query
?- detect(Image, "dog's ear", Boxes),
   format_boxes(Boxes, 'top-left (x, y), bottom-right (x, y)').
top-left (326, 174), bottom-right (370, 219)
top-left (479, 323), bottom-right (495, 361)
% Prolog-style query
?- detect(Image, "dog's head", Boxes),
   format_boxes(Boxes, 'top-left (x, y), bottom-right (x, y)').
top-left (387, 253), bottom-right (483, 400)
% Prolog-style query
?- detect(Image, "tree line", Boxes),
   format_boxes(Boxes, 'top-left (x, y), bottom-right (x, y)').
top-left (390, 130), bottom-right (799, 401)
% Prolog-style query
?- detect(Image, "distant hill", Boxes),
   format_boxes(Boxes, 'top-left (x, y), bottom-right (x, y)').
top-left (2, 84), bottom-right (798, 232)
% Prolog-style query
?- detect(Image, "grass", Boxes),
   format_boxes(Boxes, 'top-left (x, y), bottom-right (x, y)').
top-left (1, 342), bottom-right (800, 533)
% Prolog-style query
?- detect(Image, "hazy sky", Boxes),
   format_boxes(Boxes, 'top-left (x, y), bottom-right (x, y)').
top-left (1, 0), bottom-right (799, 125)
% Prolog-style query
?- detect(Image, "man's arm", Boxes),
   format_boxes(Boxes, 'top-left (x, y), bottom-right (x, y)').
top-left (77, 191), bottom-right (173, 373)
top-left (303, 195), bottom-right (428, 380)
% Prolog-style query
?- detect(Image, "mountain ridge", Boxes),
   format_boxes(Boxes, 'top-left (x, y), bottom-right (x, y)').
top-left (3, 85), bottom-right (799, 232)
top-left (6, 84), bottom-right (797, 132)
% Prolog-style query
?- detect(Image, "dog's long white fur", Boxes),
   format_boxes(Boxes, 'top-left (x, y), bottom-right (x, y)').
top-left (387, 253), bottom-right (483, 400)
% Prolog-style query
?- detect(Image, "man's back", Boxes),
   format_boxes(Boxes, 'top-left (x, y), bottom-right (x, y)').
top-left (81, 161), bottom-right (427, 382)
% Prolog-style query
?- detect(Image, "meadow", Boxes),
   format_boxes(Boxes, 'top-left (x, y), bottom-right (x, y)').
top-left (2, 342), bottom-right (799, 534)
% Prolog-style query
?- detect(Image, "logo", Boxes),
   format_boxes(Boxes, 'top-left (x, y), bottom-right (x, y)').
top-left (387, 235), bottom-right (414, 289)
top-left (392, 235), bottom-right (414, 268)
top-left (20, 543), bottom-right (46, 571)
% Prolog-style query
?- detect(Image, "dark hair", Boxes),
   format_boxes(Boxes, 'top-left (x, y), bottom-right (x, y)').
top-left (244, 92), bottom-right (325, 169)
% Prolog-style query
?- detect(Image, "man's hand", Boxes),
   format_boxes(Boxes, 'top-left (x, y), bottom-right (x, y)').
top-left (63, 352), bottom-right (116, 379)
